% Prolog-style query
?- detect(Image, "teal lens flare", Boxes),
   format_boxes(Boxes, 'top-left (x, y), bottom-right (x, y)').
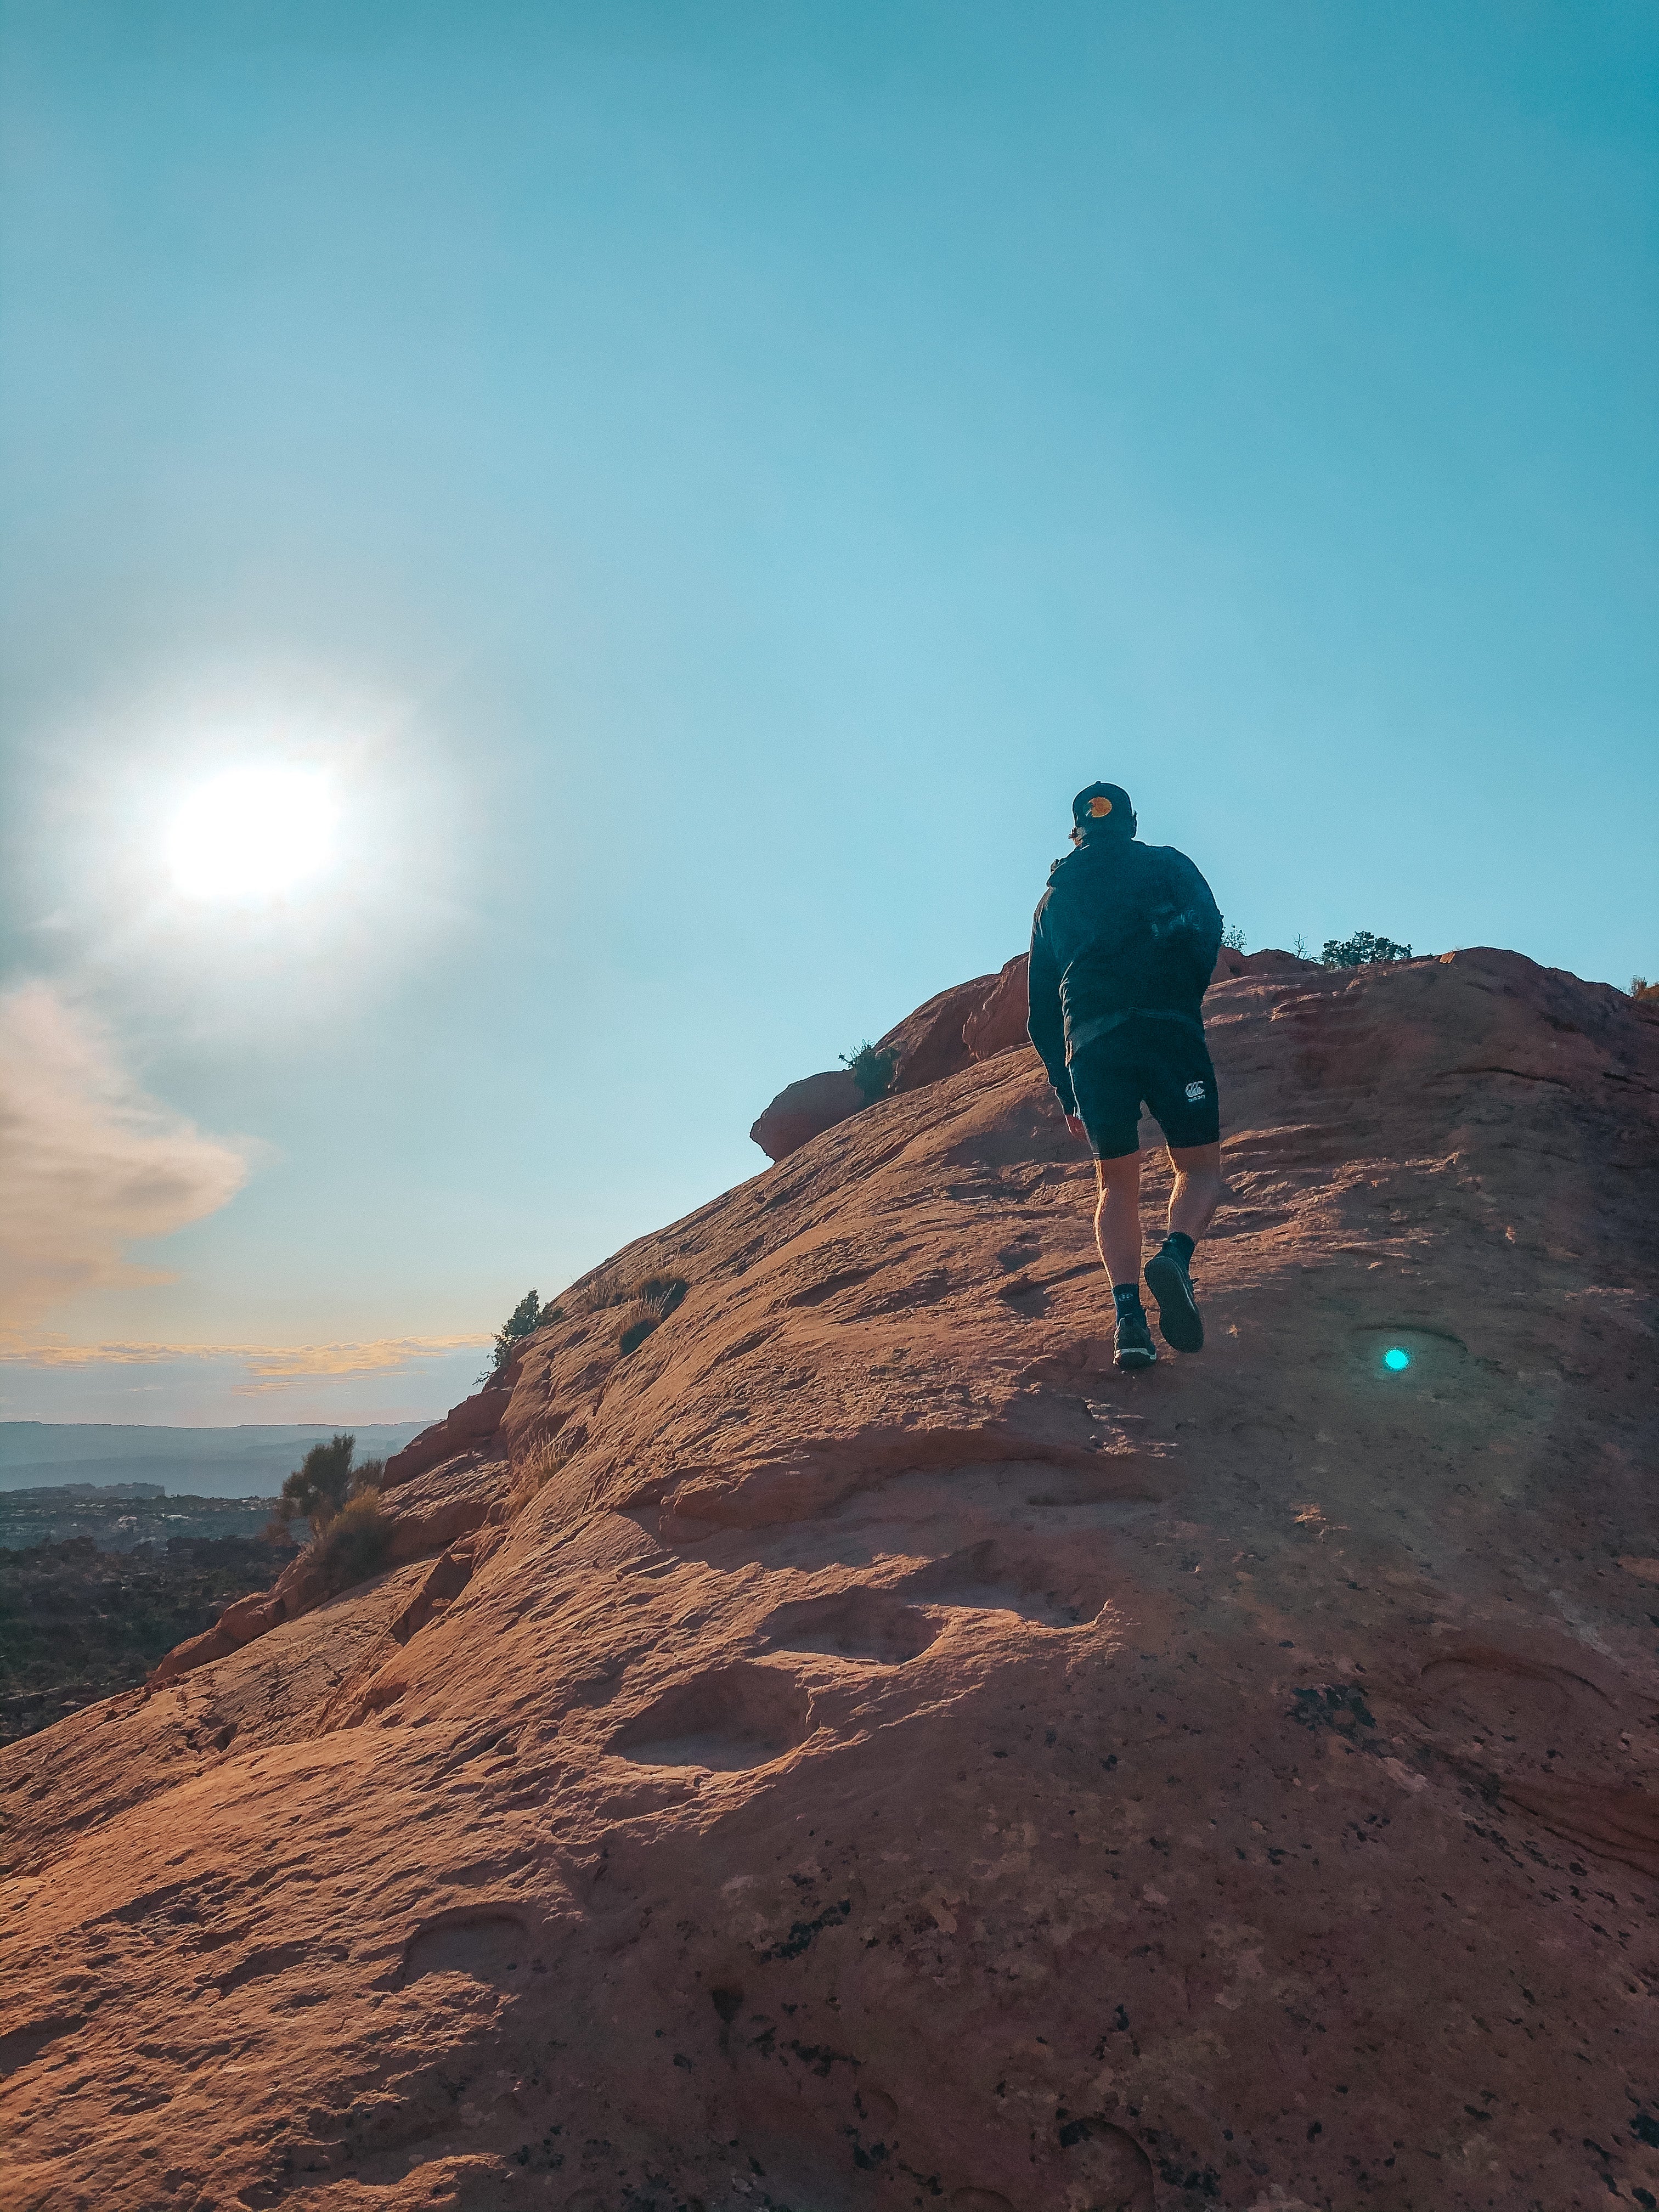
top-left (1384, 1347), bottom-right (1411, 1372)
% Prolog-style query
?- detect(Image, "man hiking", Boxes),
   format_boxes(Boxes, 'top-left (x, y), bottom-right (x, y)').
top-left (1028, 781), bottom-right (1226, 1371)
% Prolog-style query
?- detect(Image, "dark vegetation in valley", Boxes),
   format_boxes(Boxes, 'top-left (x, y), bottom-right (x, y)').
top-left (0, 1524), bottom-right (296, 1746)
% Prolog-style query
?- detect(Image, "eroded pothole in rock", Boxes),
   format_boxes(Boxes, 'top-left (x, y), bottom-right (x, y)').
top-left (608, 1663), bottom-right (814, 1771)
top-left (898, 1538), bottom-right (1108, 1627)
top-left (760, 1587), bottom-right (942, 1665)
top-left (397, 1911), bottom-right (537, 1989)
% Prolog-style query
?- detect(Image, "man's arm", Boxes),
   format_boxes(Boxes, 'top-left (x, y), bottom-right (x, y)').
top-left (1167, 853), bottom-right (1223, 996)
top-left (1027, 909), bottom-right (1076, 1115)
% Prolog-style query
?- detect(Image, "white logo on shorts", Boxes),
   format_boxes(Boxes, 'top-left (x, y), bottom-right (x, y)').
top-left (1184, 1080), bottom-right (1206, 1102)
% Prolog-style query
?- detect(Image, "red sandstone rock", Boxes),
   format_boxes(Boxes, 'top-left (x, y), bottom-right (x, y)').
top-left (381, 1381), bottom-right (509, 1488)
top-left (962, 952), bottom-right (1030, 1061)
top-left (752, 969), bottom-right (1007, 1160)
top-left (874, 969), bottom-right (1000, 1093)
top-left (749, 1067), bottom-right (867, 1161)
top-left (1210, 944), bottom-right (1317, 985)
top-left (146, 1451), bottom-right (509, 1685)
top-left (4, 945), bottom-right (1658, 2212)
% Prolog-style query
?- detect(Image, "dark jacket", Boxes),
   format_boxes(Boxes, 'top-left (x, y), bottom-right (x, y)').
top-left (1028, 833), bottom-right (1223, 1114)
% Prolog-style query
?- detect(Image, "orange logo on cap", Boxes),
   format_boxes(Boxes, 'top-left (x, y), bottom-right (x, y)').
top-left (1089, 796), bottom-right (1113, 818)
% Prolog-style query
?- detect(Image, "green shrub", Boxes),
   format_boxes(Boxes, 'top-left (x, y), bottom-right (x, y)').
top-left (480, 1288), bottom-right (563, 1381)
top-left (1220, 922), bottom-right (1247, 951)
top-left (839, 1041), bottom-right (896, 1102)
top-left (272, 1435), bottom-right (388, 1543)
top-left (315, 1492), bottom-right (389, 1593)
top-left (1633, 976), bottom-right (1657, 1001)
top-left (269, 1437), bottom-right (392, 1592)
top-left (1322, 930), bottom-right (1413, 967)
top-left (276, 1433), bottom-right (358, 1537)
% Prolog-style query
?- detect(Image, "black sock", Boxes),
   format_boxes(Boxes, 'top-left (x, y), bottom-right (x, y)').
top-left (1163, 1231), bottom-right (1195, 1267)
top-left (1112, 1283), bottom-right (1143, 1319)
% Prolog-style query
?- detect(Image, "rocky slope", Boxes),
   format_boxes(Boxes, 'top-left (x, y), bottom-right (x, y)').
top-left (3, 947), bottom-right (1658, 2212)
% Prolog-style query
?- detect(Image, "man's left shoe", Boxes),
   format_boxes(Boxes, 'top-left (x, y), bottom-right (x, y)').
top-left (1113, 1304), bottom-right (1158, 1371)
top-left (1145, 1244), bottom-right (1204, 1352)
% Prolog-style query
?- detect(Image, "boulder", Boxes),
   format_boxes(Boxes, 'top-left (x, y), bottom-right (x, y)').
top-left (962, 951), bottom-right (1031, 1060)
top-left (873, 969), bottom-right (1000, 1093)
top-left (748, 1066), bottom-right (866, 1161)
top-left (380, 1380), bottom-right (509, 1488)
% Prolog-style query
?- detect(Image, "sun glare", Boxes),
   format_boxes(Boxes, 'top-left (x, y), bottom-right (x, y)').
top-left (167, 765), bottom-right (338, 900)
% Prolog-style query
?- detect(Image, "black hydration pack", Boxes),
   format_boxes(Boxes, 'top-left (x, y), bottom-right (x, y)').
top-left (1027, 836), bottom-right (1223, 1093)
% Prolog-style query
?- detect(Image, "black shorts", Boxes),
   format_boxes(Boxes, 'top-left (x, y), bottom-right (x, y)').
top-left (1068, 1014), bottom-right (1221, 1160)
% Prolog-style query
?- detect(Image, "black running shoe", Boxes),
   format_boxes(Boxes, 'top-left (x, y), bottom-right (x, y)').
top-left (1145, 1245), bottom-right (1204, 1352)
top-left (1113, 1303), bottom-right (1158, 1371)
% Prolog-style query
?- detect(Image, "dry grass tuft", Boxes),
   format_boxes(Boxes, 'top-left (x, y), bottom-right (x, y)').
top-left (505, 1428), bottom-right (586, 1519)
top-left (314, 1491), bottom-right (390, 1593)
top-left (613, 1277), bottom-right (689, 1356)
top-left (564, 1269), bottom-right (689, 1324)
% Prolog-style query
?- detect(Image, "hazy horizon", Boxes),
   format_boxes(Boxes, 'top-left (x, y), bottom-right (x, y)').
top-left (0, 1417), bottom-right (436, 1502)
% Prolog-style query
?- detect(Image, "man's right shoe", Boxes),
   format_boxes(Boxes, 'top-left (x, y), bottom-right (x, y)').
top-left (1145, 1244), bottom-right (1204, 1352)
top-left (1113, 1303), bottom-right (1158, 1371)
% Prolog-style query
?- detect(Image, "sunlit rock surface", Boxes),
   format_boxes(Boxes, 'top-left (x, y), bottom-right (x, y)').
top-left (3, 947), bottom-right (1657, 2212)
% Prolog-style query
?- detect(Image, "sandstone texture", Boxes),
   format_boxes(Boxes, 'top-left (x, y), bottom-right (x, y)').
top-left (3, 947), bottom-right (1658, 2212)
top-left (749, 1071), bottom-right (868, 1164)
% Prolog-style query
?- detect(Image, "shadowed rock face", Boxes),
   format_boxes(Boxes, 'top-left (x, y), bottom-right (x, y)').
top-left (3, 946), bottom-right (1658, 2212)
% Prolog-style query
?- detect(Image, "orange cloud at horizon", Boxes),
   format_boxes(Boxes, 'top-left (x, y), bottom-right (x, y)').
top-left (1, 1334), bottom-right (490, 1395)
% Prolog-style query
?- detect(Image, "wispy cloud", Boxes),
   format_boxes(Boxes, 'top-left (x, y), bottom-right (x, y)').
top-left (1, 1335), bottom-right (489, 1395)
top-left (0, 984), bottom-right (250, 1338)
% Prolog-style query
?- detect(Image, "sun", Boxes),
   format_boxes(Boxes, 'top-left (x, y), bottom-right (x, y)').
top-left (167, 765), bottom-right (338, 900)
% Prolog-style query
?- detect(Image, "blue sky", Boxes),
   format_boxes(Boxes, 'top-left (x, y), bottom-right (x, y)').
top-left (1, 0), bottom-right (1655, 1423)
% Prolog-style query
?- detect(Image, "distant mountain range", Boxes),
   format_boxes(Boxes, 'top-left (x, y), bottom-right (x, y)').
top-left (0, 1421), bottom-right (433, 1499)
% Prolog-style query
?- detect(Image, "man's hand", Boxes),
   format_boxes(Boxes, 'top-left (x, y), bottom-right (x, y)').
top-left (1063, 1113), bottom-right (1087, 1143)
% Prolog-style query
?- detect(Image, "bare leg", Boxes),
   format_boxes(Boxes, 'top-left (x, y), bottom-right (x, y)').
top-left (1093, 1151), bottom-right (1144, 1284)
top-left (1167, 1141), bottom-right (1224, 1247)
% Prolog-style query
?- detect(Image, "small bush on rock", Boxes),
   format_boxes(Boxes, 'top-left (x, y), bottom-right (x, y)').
top-left (839, 1041), bottom-right (896, 1103)
top-left (481, 1289), bottom-right (563, 1381)
top-left (1633, 976), bottom-right (1658, 1001)
top-left (1220, 922), bottom-right (1247, 951)
top-left (1322, 930), bottom-right (1413, 967)
top-left (270, 1435), bottom-right (385, 1547)
top-left (316, 1492), bottom-right (389, 1593)
top-left (275, 1434), bottom-right (358, 1537)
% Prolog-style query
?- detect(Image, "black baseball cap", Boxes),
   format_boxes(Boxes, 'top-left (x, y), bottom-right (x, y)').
top-left (1071, 781), bottom-right (1136, 833)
